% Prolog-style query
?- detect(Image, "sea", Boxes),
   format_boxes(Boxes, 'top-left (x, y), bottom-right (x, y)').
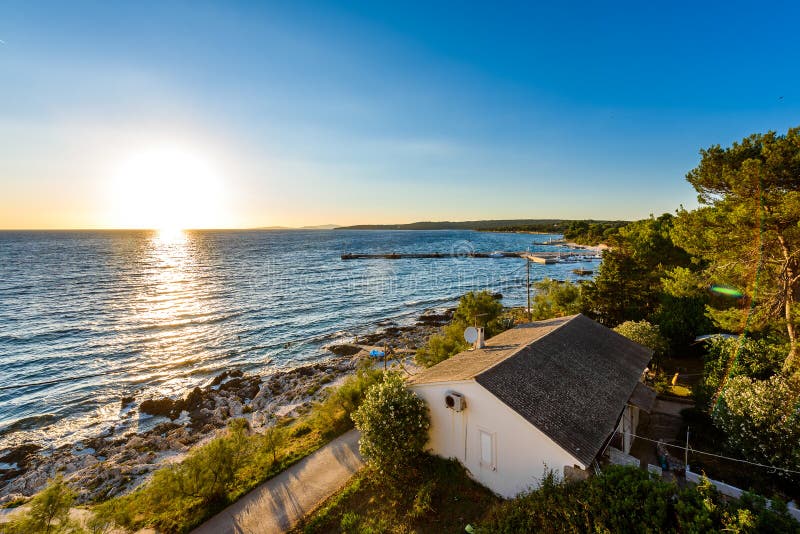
top-left (0, 229), bottom-right (597, 452)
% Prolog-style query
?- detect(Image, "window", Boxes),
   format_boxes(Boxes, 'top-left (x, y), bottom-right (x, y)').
top-left (479, 429), bottom-right (496, 470)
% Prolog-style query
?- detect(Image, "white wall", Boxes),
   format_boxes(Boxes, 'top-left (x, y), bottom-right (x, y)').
top-left (412, 380), bottom-right (584, 498)
top-left (686, 469), bottom-right (800, 523)
top-left (615, 404), bottom-right (639, 454)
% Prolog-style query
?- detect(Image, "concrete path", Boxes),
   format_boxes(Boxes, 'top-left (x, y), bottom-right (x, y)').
top-left (192, 430), bottom-right (363, 534)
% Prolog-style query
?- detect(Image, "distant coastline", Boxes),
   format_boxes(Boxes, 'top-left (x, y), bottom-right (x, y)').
top-left (335, 219), bottom-right (627, 232)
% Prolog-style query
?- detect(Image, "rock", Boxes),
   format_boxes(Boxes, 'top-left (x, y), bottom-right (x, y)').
top-left (0, 492), bottom-right (26, 506)
top-left (0, 317), bottom-right (439, 503)
top-left (210, 369), bottom-right (243, 387)
top-left (139, 397), bottom-right (178, 418)
top-left (184, 387), bottom-right (204, 412)
top-left (228, 399), bottom-right (243, 417)
top-left (327, 344), bottom-right (362, 356)
top-left (0, 443), bottom-right (41, 471)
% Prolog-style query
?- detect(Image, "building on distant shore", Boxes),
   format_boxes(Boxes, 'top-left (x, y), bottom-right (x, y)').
top-left (408, 314), bottom-right (654, 498)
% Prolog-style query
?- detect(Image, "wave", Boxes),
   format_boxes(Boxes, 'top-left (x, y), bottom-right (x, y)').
top-left (402, 294), bottom-right (460, 307)
top-left (0, 414), bottom-right (57, 438)
top-left (0, 327), bottom-right (91, 345)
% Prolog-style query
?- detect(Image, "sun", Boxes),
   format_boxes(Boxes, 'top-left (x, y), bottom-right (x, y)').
top-left (106, 143), bottom-right (228, 230)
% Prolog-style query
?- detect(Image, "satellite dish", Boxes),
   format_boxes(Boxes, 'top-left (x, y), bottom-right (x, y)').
top-left (464, 327), bottom-right (478, 344)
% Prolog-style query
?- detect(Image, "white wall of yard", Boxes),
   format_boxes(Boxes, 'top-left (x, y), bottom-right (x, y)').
top-left (685, 469), bottom-right (800, 523)
top-left (411, 380), bottom-right (584, 498)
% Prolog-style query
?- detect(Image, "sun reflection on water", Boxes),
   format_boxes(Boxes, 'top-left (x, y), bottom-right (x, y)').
top-left (154, 227), bottom-right (187, 245)
top-left (130, 230), bottom-right (210, 393)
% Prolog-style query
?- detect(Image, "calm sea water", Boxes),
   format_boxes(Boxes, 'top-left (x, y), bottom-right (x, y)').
top-left (0, 230), bottom-right (595, 450)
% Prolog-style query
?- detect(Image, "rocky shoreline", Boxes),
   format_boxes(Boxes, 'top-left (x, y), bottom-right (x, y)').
top-left (0, 307), bottom-right (453, 506)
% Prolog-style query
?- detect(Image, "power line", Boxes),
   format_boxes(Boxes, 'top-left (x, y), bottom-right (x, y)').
top-left (625, 431), bottom-right (800, 476)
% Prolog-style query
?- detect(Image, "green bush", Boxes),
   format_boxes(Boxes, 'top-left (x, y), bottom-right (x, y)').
top-left (408, 480), bottom-right (435, 520)
top-left (415, 322), bottom-right (469, 367)
top-left (4, 476), bottom-right (79, 534)
top-left (530, 278), bottom-right (584, 320)
top-left (87, 369), bottom-right (388, 534)
top-left (351, 374), bottom-right (430, 478)
top-left (697, 336), bottom-right (786, 408)
top-left (613, 319), bottom-right (668, 363)
top-left (481, 466), bottom-right (800, 533)
top-left (451, 290), bottom-right (504, 337)
top-left (416, 290), bottom-right (506, 367)
top-left (339, 511), bottom-right (360, 533)
top-left (310, 366), bottom-right (384, 437)
top-left (713, 374), bottom-right (800, 486)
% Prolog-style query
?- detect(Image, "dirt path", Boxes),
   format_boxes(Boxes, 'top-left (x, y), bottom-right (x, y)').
top-left (191, 429), bottom-right (363, 534)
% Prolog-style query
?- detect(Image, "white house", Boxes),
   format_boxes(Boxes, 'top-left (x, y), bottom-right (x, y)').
top-left (408, 313), bottom-right (654, 498)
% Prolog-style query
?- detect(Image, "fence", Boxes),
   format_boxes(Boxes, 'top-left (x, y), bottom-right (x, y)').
top-left (685, 468), bottom-right (800, 523)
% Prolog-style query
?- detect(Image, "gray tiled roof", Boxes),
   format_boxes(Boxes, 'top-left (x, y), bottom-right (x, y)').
top-left (407, 315), bottom-right (573, 385)
top-left (410, 314), bottom-right (652, 466)
top-left (628, 381), bottom-right (658, 413)
top-left (474, 314), bottom-right (652, 466)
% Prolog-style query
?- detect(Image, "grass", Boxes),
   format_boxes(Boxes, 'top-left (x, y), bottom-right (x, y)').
top-left (90, 367), bottom-right (385, 534)
top-left (668, 384), bottom-right (692, 397)
top-left (293, 455), bottom-right (499, 534)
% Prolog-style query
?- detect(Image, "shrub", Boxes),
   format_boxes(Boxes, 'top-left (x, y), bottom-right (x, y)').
top-left (5, 476), bottom-right (78, 534)
top-left (310, 367), bottom-right (384, 437)
top-left (451, 290), bottom-right (504, 337)
top-left (696, 336), bottom-right (786, 408)
top-left (713, 374), bottom-right (800, 486)
top-left (415, 322), bottom-right (469, 367)
top-left (339, 511), bottom-right (360, 533)
top-left (165, 418), bottom-right (254, 505)
top-left (351, 374), bottom-right (430, 478)
top-left (530, 278), bottom-right (584, 320)
top-left (408, 480), bottom-right (435, 520)
top-left (480, 466), bottom-right (800, 533)
top-left (613, 320), bottom-right (668, 359)
top-left (97, 419), bottom-right (257, 533)
top-left (416, 290), bottom-right (507, 367)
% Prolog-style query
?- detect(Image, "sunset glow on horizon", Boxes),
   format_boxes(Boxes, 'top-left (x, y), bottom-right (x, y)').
top-left (104, 143), bottom-right (231, 232)
top-left (1, 1), bottom-right (799, 229)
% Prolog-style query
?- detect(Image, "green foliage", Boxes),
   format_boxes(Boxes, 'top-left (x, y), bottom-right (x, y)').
top-left (451, 290), bottom-right (504, 336)
top-left (91, 370), bottom-right (382, 534)
top-left (584, 213), bottom-right (693, 330)
top-left (262, 423), bottom-right (288, 465)
top-left (338, 511), bottom-right (361, 533)
top-left (5, 476), bottom-right (80, 534)
top-left (416, 290), bottom-right (506, 367)
top-left (613, 320), bottom-right (668, 359)
top-left (351, 374), bottom-right (430, 478)
top-left (529, 278), bottom-right (584, 320)
top-left (481, 466), bottom-right (673, 533)
top-left (99, 419), bottom-right (257, 532)
top-left (696, 336), bottom-right (786, 408)
top-left (415, 322), bottom-right (470, 367)
top-left (672, 126), bottom-right (800, 373)
top-left (480, 466), bottom-right (800, 533)
top-left (310, 366), bottom-right (384, 438)
top-left (409, 480), bottom-right (435, 520)
top-left (294, 455), bottom-right (498, 534)
top-left (713, 374), bottom-right (800, 486)
top-left (563, 220), bottom-right (628, 245)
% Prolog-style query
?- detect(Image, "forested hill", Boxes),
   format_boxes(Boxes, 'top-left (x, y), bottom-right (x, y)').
top-left (336, 219), bottom-right (627, 234)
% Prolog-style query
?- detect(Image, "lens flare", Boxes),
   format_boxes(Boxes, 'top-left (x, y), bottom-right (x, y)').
top-left (709, 284), bottom-right (744, 298)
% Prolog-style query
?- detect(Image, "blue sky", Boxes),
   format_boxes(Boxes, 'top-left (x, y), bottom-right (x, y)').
top-left (1, 0), bottom-right (798, 228)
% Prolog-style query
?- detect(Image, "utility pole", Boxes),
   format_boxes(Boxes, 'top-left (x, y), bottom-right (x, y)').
top-left (684, 426), bottom-right (690, 473)
top-left (527, 255), bottom-right (532, 321)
